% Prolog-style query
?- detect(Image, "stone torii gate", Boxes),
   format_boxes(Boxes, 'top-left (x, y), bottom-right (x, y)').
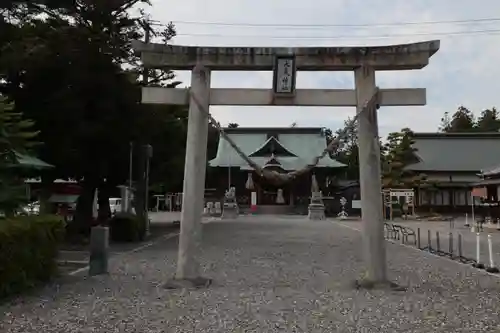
top-left (133, 40), bottom-right (440, 288)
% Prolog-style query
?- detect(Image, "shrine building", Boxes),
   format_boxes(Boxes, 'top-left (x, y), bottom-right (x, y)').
top-left (406, 132), bottom-right (500, 213)
top-left (208, 127), bottom-right (346, 212)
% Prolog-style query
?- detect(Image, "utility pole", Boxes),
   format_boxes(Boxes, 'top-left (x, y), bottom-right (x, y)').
top-left (133, 19), bottom-right (152, 232)
top-left (140, 19), bottom-right (152, 85)
top-left (143, 23), bottom-right (151, 231)
top-left (127, 142), bottom-right (133, 213)
top-left (144, 144), bottom-right (153, 235)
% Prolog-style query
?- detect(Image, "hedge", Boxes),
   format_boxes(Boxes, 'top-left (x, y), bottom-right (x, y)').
top-left (108, 212), bottom-right (146, 242)
top-left (0, 215), bottom-right (65, 299)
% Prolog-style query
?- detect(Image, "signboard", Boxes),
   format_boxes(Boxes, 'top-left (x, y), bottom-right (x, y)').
top-left (472, 187), bottom-right (487, 198)
top-left (390, 191), bottom-right (413, 197)
top-left (351, 200), bottom-right (361, 209)
top-left (273, 55), bottom-right (296, 95)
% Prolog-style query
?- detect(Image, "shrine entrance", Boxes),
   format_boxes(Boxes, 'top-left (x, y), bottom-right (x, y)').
top-left (133, 40), bottom-right (440, 285)
top-left (253, 167), bottom-right (291, 206)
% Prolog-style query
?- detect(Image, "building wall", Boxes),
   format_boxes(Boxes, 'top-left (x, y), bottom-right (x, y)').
top-left (424, 173), bottom-right (480, 183)
top-left (408, 171), bottom-right (481, 213)
top-left (208, 167), bottom-right (343, 207)
top-left (417, 188), bottom-right (475, 206)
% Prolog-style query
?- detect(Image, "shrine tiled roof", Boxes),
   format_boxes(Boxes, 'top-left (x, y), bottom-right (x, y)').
top-left (209, 127), bottom-right (345, 170)
top-left (263, 155), bottom-right (282, 168)
top-left (249, 137), bottom-right (297, 157)
top-left (405, 132), bottom-right (500, 172)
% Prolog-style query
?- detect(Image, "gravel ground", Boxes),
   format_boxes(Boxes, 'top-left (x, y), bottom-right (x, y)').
top-left (2, 216), bottom-right (500, 332)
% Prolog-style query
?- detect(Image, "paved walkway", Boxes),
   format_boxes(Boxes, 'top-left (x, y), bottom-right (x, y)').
top-left (149, 211), bottom-right (181, 223)
top-left (58, 212), bottom-right (182, 265)
top-left (2, 216), bottom-right (500, 332)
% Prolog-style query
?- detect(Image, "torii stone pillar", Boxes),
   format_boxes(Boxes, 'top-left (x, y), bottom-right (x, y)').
top-left (172, 65), bottom-right (212, 286)
top-left (355, 67), bottom-right (387, 283)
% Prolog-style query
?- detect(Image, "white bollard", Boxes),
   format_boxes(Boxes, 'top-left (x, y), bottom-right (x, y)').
top-left (488, 234), bottom-right (494, 268)
top-left (477, 233), bottom-right (481, 263)
top-left (473, 232), bottom-right (485, 269)
top-left (486, 234), bottom-right (500, 273)
top-left (465, 213), bottom-right (469, 227)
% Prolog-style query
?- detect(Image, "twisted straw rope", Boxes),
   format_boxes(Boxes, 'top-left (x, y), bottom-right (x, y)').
top-left (188, 71), bottom-right (380, 186)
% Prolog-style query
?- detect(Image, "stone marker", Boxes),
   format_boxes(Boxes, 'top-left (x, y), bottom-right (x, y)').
top-left (89, 225), bottom-right (109, 276)
top-left (308, 191), bottom-right (325, 220)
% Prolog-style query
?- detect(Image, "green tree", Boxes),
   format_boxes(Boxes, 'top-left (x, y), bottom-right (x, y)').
top-left (475, 108), bottom-right (500, 132)
top-left (135, 104), bottom-right (187, 194)
top-left (0, 1), bottom-right (184, 227)
top-left (439, 106), bottom-right (475, 132)
top-left (0, 97), bottom-right (39, 215)
top-left (382, 128), bottom-right (426, 189)
top-left (329, 117), bottom-right (359, 179)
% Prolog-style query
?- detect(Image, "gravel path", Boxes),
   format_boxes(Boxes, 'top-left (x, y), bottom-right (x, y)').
top-left (2, 216), bottom-right (500, 332)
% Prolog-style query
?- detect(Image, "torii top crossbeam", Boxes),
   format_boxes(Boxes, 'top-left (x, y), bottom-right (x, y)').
top-left (132, 40), bottom-right (440, 71)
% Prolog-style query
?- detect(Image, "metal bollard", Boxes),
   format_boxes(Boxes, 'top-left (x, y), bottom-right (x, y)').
top-left (436, 231), bottom-right (441, 254)
top-left (89, 225), bottom-right (109, 276)
top-left (417, 228), bottom-right (421, 249)
top-left (449, 232), bottom-right (453, 258)
top-left (458, 234), bottom-right (463, 259)
top-left (427, 229), bottom-right (432, 251)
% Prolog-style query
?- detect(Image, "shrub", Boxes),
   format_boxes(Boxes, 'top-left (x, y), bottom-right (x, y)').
top-left (108, 212), bottom-right (145, 242)
top-left (0, 214), bottom-right (65, 299)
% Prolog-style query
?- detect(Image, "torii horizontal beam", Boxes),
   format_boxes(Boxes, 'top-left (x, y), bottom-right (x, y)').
top-left (142, 87), bottom-right (426, 106)
top-left (132, 40), bottom-right (440, 71)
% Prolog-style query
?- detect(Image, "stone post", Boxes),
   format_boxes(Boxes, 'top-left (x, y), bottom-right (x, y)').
top-left (354, 66), bottom-right (388, 284)
top-left (89, 226), bottom-right (109, 276)
top-left (173, 65), bottom-right (211, 285)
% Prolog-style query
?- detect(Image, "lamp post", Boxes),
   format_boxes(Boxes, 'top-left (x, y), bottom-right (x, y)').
top-left (128, 142), bottom-right (133, 213)
top-left (144, 144), bottom-right (153, 235)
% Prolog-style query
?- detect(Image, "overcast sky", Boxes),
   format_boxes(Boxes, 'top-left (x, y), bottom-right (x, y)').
top-left (143, 0), bottom-right (500, 137)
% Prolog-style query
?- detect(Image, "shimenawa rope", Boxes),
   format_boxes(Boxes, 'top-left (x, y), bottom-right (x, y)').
top-left (188, 75), bottom-right (380, 186)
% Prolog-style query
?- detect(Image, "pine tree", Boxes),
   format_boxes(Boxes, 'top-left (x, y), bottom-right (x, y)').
top-left (475, 108), bottom-right (500, 132)
top-left (0, 97), bottom-right (39, 215)
top-left (382, 128), bottom-right (426, 188)
top-left (439, 106), bottom-right (475, 132)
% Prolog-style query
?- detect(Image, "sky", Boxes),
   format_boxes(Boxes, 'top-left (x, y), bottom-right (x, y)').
top-left (142, 0), bottom-right (500, 138)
